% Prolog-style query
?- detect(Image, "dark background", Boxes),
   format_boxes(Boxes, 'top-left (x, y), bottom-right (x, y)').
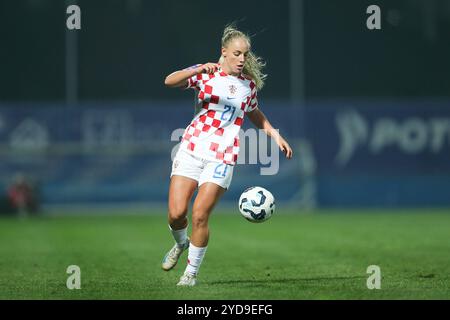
top-left (2, 0), bottom-right (449, 102)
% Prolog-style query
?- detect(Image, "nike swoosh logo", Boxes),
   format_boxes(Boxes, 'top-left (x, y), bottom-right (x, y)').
top-left (227, 97), bottom-right (236, 100)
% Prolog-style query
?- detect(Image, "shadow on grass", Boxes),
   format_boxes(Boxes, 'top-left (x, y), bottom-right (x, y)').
top-left (208, 275), bottom-right (365, 285)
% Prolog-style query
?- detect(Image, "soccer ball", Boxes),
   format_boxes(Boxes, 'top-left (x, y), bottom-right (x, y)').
top-left (238, 186), bottom-right (275, 223)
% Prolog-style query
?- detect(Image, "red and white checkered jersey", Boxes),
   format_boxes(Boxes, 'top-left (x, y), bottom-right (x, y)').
top-left (180, 67), bottom-right (259, 165)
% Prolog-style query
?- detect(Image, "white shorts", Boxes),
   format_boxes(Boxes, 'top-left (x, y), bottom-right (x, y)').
top-left (171, 149), bottom-right (234, 190)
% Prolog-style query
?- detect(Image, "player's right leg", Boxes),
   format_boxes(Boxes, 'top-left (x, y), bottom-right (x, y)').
top-left (162, 149), bottom-right (203, 271)
top-left (162, 175), bottom-right (198, 271)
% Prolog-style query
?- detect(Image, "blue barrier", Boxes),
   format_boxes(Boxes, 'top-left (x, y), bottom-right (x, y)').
top-left (0, 99), bottom-right (449, 207)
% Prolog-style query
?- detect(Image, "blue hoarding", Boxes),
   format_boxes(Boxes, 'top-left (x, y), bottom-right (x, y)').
top-left (0, 99), bottom-right (449, 207)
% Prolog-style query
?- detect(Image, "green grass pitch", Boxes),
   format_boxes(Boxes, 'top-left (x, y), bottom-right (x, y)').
top-left (0, 209), bottom-right (449, 299)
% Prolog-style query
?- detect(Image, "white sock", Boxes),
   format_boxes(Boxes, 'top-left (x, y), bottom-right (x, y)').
top-left (185, 243), bottom-right (207, 276)
top-left (169, 224), bottom-right (188, 247)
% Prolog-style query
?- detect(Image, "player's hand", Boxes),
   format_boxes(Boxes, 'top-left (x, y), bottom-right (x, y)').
top-left (277, 137), bottom-right (293, 159)
top-left (196, 63), bottom-right (220, 74)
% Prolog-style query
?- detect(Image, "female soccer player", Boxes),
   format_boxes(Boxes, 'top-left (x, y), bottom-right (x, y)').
top-left (162, 25), bottom-right (293, 286)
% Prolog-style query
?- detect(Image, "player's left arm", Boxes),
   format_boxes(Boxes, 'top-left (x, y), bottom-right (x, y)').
top-left (246, 108), bottom-right (293, 159)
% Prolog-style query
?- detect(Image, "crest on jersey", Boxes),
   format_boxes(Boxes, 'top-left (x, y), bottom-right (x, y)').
top-left (229, 85), bottom-right (237, 95)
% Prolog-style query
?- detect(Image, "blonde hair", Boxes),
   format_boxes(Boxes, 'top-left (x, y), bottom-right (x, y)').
top-left (220, 24), bottom-right (267, 90)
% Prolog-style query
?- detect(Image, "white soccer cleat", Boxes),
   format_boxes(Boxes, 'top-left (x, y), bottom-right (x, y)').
top-left (177, 272), bottom-right (197, 287)
top-left (161, 239), bottom-right (189, 271)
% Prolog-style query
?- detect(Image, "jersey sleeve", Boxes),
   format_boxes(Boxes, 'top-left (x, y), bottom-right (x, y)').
top-left (245, 81), bottom-right (259, 113)
top-left (184, 64), bottom-right (202, 90)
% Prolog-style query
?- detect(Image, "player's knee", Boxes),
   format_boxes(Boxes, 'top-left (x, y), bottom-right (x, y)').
top-left (168, 205), bottom-right (188, 223)
top-left (191, 210), bottom-right (209, 229)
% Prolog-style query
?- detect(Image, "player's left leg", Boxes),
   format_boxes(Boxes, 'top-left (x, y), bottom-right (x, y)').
top-left (177, 161), bottom-right (234, 286)
top-left (177, 182), bottom-right (226, 286)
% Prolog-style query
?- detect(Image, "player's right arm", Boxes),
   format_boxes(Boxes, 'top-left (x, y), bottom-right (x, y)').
top-left (164, 63), bottom-right (220, 88)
